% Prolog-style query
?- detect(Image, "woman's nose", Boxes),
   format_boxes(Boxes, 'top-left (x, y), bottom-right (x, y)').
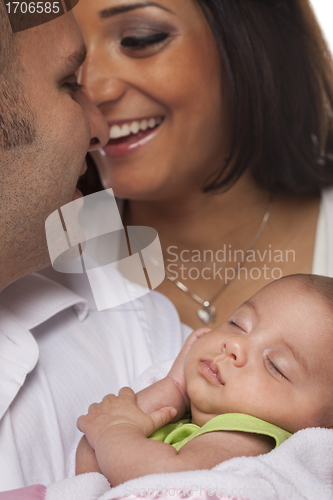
top-left (222, 337), bottom-right (248, 367)
top-left (79, 48), bottom-right (127, 107)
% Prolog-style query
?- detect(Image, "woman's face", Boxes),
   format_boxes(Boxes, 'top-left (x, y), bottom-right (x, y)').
top-left (74, 0), bottom-right (230, 200)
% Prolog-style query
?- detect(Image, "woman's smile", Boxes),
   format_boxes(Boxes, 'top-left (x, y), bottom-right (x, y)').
top-left (103, 116), bottom-right (164, 158)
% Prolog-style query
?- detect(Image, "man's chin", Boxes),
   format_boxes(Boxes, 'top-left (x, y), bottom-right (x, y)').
top-left (73, 187), bottom-right (83, 201)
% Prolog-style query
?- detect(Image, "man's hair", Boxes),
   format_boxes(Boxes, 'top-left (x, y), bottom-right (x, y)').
top-left (0, 2), bottom-right (36, 150)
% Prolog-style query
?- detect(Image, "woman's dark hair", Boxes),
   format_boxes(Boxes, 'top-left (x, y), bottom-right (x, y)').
top-left (80, 0), bottom-right (333, 196)
top-left (198, 0), bottom-right (333, 193)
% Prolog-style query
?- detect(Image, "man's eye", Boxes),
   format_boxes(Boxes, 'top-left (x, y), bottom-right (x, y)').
top-left (64, 81), bottom-right (85, 93)
top-left (121, 32), bottom-right (169, 49)
top-left (266, 357), bottom-right (286, 379)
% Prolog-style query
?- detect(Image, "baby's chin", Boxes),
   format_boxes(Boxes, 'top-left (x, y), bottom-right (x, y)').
top-left (190, 410), bottom-right (220, 427)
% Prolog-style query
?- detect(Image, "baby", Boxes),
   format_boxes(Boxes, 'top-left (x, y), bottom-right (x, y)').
top-left (76, 274), bottom-right (333, 486)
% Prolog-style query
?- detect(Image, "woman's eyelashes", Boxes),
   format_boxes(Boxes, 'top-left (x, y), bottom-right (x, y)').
top-left (121, 32), bottom-right (170, 50)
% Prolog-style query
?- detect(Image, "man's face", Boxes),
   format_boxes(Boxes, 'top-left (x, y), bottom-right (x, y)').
top-left (0, 13), bottom-right (108, 284)
top-left (185, 278), bottom-right (333, 433)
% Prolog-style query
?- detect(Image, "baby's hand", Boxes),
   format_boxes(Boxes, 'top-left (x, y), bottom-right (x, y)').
top-left (167, 328), bottom-right (211, 403)
top-left (77, 387), bottom-right (177, 450)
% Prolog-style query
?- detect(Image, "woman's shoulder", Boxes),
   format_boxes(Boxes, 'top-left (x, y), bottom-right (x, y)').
top-left (321, 185), bottom-right (333, 204)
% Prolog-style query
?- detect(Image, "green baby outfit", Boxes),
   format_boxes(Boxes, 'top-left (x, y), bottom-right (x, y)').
top-left (150, 413), bottom-right (292, 451)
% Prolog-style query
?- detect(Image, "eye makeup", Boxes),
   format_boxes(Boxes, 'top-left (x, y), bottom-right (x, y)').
top-left (120, 30), bottom-right (170, 48)
top-left (103, 9), bottom-right (180, 41)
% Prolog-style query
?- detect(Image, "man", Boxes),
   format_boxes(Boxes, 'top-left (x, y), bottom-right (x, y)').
top-left (0, 4), bottom-right (188, 498)
top-left (0, 3), bottom-right (107, 288)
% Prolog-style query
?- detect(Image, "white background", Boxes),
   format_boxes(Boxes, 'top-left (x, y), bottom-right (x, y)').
top-left (311, 0), bottom-right (333, 52)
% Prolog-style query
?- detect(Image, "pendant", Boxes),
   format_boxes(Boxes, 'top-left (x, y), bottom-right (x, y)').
top-left (197, 306), bottom-right (216, 325)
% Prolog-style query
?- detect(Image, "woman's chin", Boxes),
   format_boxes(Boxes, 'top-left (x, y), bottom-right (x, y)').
top-left (103, 183), bottom-right (162, 202)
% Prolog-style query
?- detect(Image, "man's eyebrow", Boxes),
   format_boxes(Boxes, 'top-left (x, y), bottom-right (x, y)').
top-left (63, 46), bottom-right (87, 73)
top-left (99, 2), bottom-right (175, 19)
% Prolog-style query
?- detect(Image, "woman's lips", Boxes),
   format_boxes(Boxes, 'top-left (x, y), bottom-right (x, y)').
top-left (102, 117), bottom-right (163, 159)
top-left (200, 360), bottom-right (224, 385)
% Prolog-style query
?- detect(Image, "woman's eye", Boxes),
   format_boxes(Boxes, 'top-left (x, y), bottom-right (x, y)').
top-left (121, 32), bottom-right (170, 50)
top-left (266, 357), bottom-right (286, 379)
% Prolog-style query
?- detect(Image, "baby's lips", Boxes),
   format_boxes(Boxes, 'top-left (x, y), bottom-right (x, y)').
top-left (211, 363), bottom-right (224, 385)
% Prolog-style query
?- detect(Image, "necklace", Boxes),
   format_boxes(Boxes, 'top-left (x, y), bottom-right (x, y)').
top-left (165, 195), bottom-right (274, 325)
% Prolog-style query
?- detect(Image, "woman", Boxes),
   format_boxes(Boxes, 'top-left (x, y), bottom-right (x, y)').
top-left (74, 0), bottom-right (333, 329)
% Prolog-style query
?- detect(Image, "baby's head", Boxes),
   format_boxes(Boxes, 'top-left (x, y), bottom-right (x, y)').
top-left (185, 274), bottom-right (333, 433)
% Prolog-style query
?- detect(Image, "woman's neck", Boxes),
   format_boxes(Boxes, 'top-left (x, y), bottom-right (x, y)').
top-left (124, 172), bottom-right (271, 253)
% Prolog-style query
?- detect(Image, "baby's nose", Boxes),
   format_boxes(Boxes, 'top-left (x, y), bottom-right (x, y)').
top-left (223, 337), bottom-right (248, 367)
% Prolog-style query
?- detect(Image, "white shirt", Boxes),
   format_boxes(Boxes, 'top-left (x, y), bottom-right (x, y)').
top-left (0, 269), bottom-right (190, 496)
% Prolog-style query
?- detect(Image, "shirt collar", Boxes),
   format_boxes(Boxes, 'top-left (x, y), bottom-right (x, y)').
top-left (0, 273), bottom-right (89, 331)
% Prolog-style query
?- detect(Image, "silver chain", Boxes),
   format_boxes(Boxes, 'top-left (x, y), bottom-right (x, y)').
top-left (166, 194), bottom-right (274, 324)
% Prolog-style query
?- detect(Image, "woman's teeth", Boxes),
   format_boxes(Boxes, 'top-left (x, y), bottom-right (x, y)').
top-left (110, 117), bottom-right (162, 139)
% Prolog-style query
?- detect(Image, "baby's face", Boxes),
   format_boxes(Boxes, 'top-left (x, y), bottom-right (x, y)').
top-left (185, 278), bottom-right (333, 433)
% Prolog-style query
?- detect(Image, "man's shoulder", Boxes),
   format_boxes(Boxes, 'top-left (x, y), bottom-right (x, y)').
top-left (0, 272), bottom-right (88, 330)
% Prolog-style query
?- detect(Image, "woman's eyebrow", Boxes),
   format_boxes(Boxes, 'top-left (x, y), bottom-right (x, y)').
top-left (99, 2), bottom-right (175, 19)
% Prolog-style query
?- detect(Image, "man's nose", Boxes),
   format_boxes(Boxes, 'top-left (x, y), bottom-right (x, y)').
top-left (78, 91), bottom-right (109, 150)
top-left (222, 337), bottom-right (248, 367)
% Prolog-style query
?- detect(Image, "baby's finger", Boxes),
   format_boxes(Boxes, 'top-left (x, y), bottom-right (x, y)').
top-left (148, 407), bottom-right (177, 436)
top-left (188, 327), bottom-right (212, 342)
top-left (181, 328), bottom-right (212, 351)
top-left (76, 415), bottom-right (98, 449)
top-left (76, 415), bottom-right (86, 433)
top-left (118, 387), bottom-right (136, 400)
top-left (88, 402), bottom-right (99, 412)
top-left (194, 326), bottom-right (212, 337)
top-left (101, 394), bottom-right (116, 403)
